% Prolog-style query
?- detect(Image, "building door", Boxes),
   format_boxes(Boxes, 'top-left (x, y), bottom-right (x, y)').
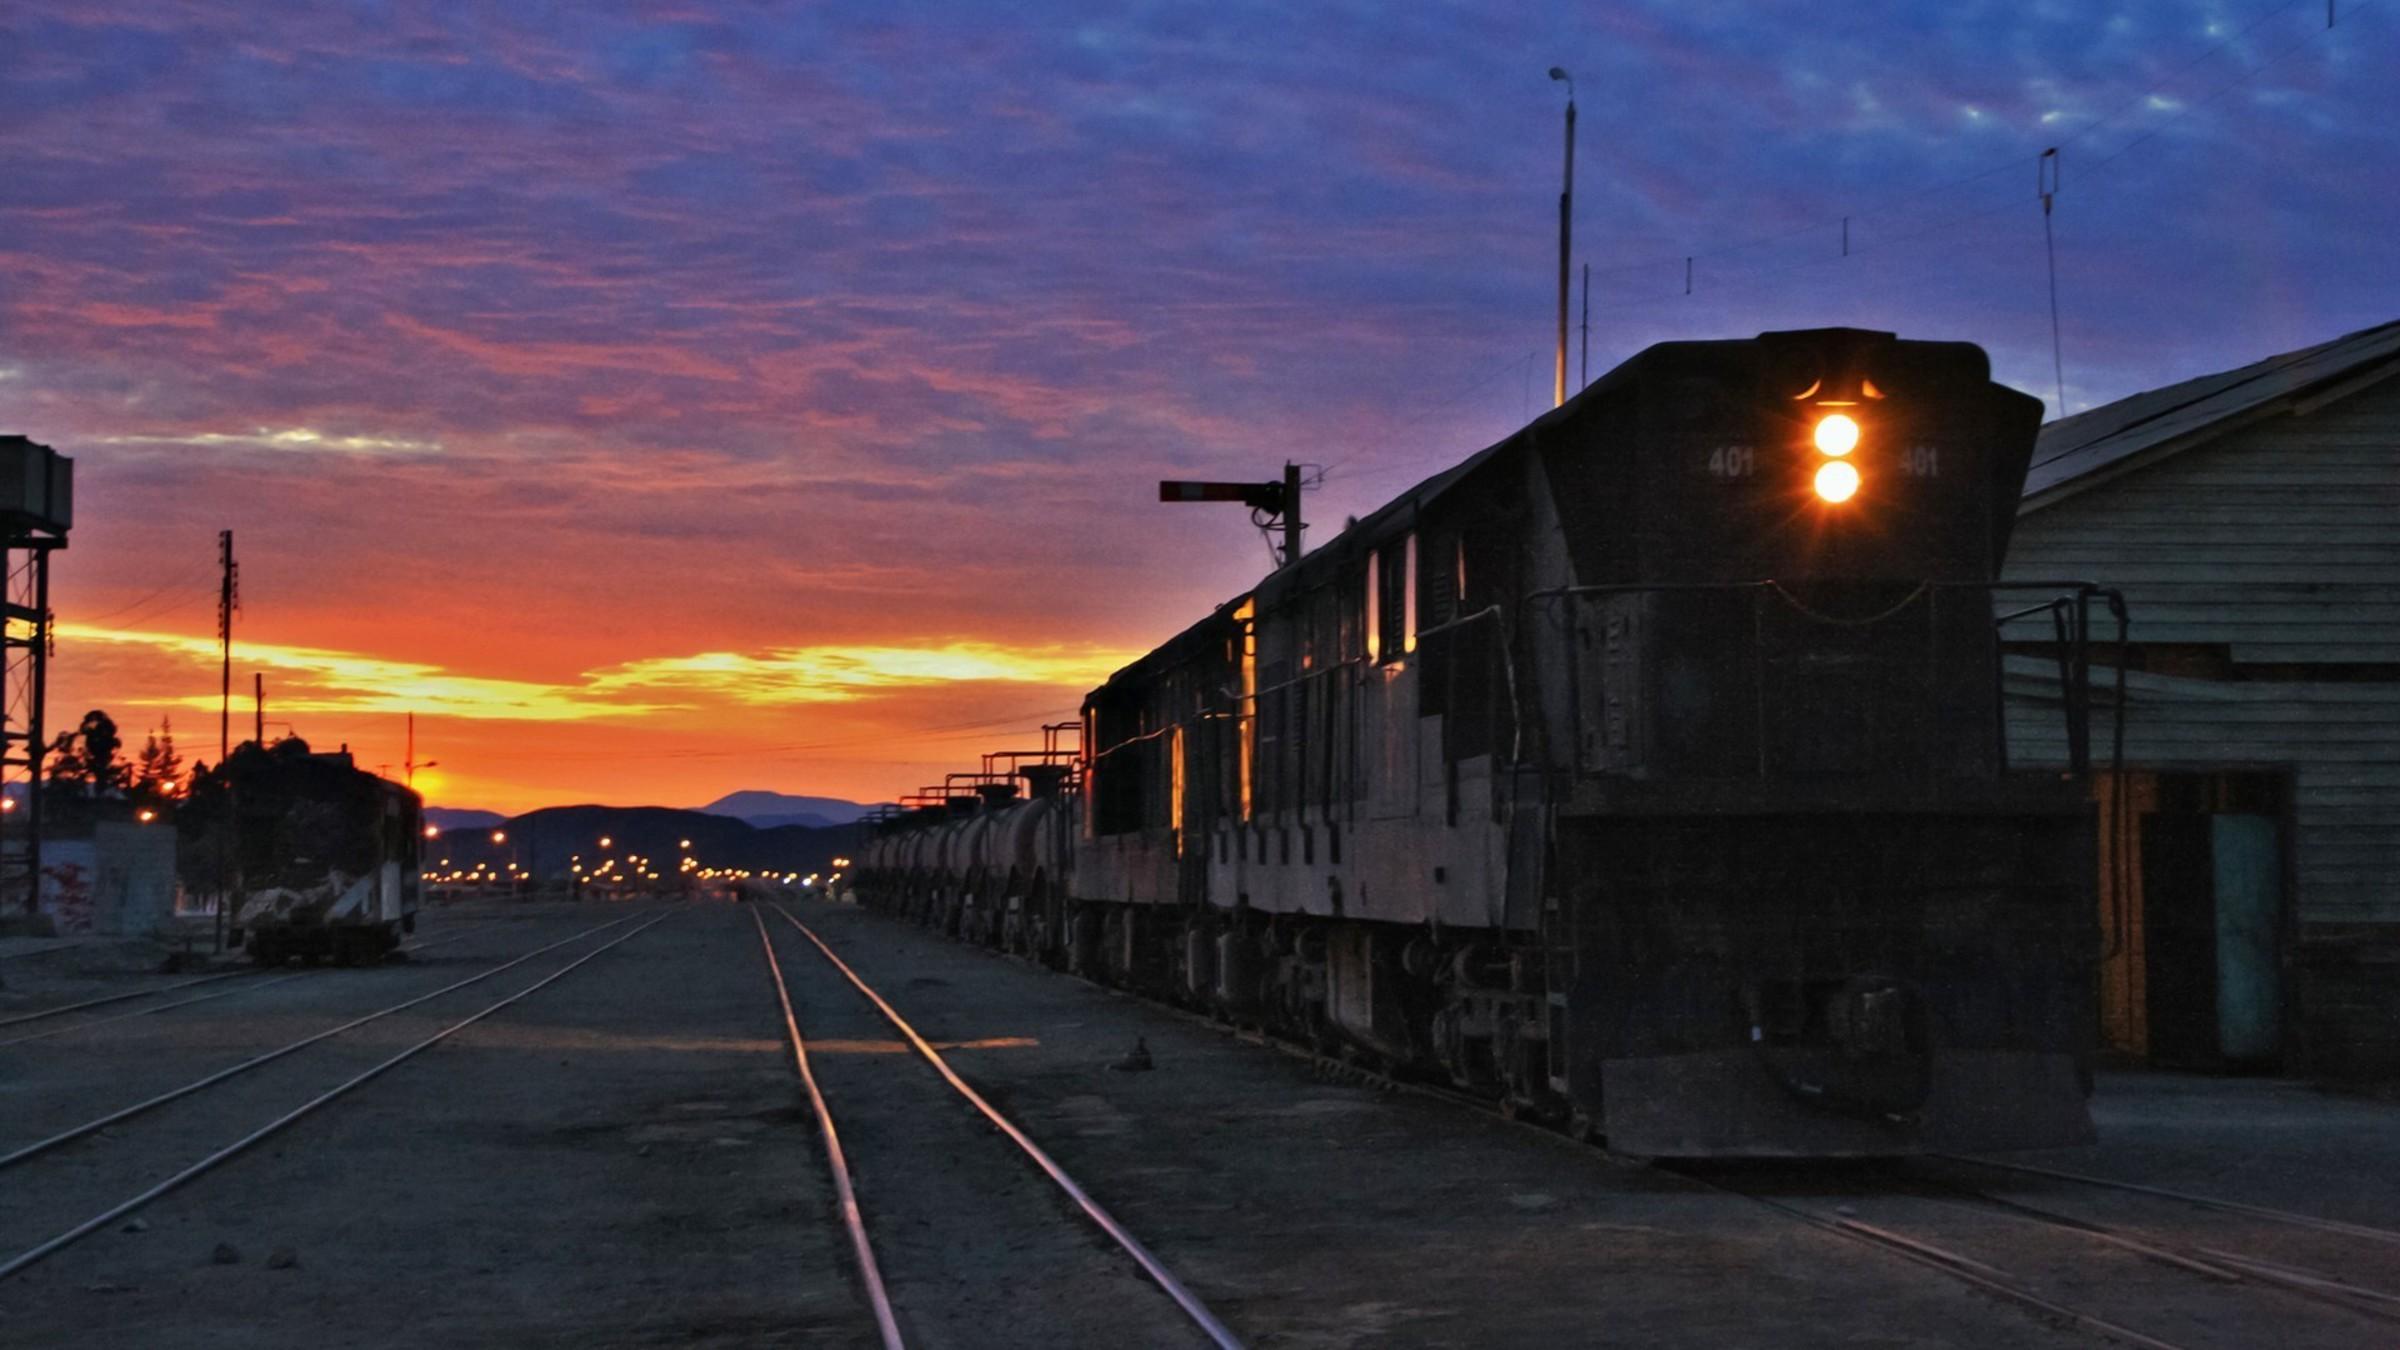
top-left (2138, 788), bottom-right (2287, 1071)
top-left (2209, 815), bottom-right (2283, 1065)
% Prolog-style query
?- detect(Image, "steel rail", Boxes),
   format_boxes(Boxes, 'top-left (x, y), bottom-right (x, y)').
top-left (0, 909), bottom-right (672, 1282)
top-left (1937, 1154), bottom-right (2400, 1247)
top-left (1920, 1180), bottom-right (2400, 1327)
top-left (0, 911), bottom-right (644, 1171)
top-left (0, 929), bottom-right (473, 1035)
top-left (0, 970), bottom-right (253, 1029)
top-left (0, 972), bottom-right (312, 1048)
top-left (0, 931), bottom-right (475, 1049)
top-left (1674, 1176), bottom-right (2193, 1350)
top-left (750, 911), bottom-right (904, 1350)
top-left (768, 905), bottom-right (1244, 1350)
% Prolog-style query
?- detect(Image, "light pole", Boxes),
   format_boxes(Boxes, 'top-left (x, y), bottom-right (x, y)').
top-left (1549, 66), bottom-right (1576, 410)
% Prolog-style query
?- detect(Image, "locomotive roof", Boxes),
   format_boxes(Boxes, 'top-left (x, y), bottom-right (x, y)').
top-left (1089, 327), bottom-right (2002, 700)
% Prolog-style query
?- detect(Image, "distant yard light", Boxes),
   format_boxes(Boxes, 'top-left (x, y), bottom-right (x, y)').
top-left (424, 825), bottom-right (441, 839)
top-left (137, 808), bottom-right (158, 823)
top-left (491, 829), bottom-right (507, 844)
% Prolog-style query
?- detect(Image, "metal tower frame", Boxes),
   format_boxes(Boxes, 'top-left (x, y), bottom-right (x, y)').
top-left (0, 436), bottom-right (72, 917)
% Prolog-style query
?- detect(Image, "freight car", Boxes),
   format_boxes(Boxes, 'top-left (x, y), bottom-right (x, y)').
top-left (857, 328), bottom-right (2122, 1158)
top-left (183, 739), bottom-right (423, 966)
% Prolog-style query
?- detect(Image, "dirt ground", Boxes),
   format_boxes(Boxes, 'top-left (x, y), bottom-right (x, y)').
top-left (0, 896), bottom-right (2394, 1348)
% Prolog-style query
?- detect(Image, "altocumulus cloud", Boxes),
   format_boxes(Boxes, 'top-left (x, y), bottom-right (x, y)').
top-left (96, 427), bottom-right (443, 455)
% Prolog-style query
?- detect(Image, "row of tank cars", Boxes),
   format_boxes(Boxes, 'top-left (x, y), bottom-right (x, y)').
top-left (854, 328), bottom-right (2124, 1159)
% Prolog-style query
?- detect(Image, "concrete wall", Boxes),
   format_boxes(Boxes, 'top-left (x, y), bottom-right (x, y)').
top-left (92, 821), bottom-right (178, 937)
top-left (36, 825), bottom-right (180, 938)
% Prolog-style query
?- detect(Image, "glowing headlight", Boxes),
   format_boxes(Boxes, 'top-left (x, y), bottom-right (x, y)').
top-left (1813, 413), bottom-right (1859, 456)
top-left (1815, 460), bottom-right (1861, 503)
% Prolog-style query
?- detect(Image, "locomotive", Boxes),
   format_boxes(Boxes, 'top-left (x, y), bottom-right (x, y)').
top-left (183, 739), bottom-right (424, 966)
top-left (855, 328), bottom-right (2118, 1157)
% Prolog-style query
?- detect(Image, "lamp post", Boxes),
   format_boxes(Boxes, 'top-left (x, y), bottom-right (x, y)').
top-left (1548, 66), bottom-right (1576, 410)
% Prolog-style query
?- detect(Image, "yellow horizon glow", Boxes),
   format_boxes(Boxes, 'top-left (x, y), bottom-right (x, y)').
top-left (56, 623), bottom-right (1135, 721)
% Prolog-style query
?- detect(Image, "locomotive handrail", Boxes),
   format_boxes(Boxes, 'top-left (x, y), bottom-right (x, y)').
top-left (1528, 577), bottom-right (2125, 787)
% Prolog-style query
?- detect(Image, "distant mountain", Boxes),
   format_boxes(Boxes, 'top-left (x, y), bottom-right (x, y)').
top-left (431, 803), bottom-right (863, 880)
top-left (695, 790), bottom-right (873, 828)
top-left (424, 806), bottom-right (507, 830)
top-left (740, 811), bottom-right (841, 830)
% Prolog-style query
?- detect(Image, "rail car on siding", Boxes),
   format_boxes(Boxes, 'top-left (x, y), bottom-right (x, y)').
top-left (184, 739), bottom-right (424, 966)
top-left (854, 328), bottom-right (2123, 1157)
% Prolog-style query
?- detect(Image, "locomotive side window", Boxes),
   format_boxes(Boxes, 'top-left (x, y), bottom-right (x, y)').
top-left (1364, 553), bottom-right (1381, 664)
top-left (1372, 535), bottom-right (1414, 664)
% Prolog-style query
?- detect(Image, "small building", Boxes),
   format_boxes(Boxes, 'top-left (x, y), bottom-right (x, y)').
top-left (2003, 318), bottom-right (2400, 1078)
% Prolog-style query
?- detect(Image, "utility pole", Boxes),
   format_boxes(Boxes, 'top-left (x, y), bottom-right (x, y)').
top-left (217, 530), bottom-right (238, 761)
top-left (214, 528), bottom-right (239, 954)
top-left (1279, 461), bottom-right (1302, 568)
top-left (1158, 464), bottom-right (1306, 569)
top-left (1549, 67), bottom-right (1576, 409)
top-left (1580, 262), bottom-right (1591, 391)
top-left (252, 673), bottom-right (263, 746)
top-left (404, 713), bottom-right (436, 789)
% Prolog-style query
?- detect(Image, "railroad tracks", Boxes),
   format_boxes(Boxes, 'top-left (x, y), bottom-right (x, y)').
top-left (752, 903), bottom-right (1242, 1350)
top-left (0, 931), bottom-right (472, 1049)
top-left (0, 910), bottom-right (670, 1281)
top-left (1672, 1160), bottom-right (2400, 1350)
top-left (845, 901), bottom-right (2400, 1350)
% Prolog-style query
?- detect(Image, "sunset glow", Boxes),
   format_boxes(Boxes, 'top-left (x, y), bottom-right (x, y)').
top-left (5, 3), bottom-right (2389, 813)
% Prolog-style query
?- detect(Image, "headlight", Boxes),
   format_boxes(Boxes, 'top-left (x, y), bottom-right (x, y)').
top-left (1815, 460), bottom-right (1861, 503)
top-left (1813, 413), bottom-right (1859, 456)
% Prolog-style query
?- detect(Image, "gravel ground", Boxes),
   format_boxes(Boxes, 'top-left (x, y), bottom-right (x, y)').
top-left (1, 895), bottom-right (2393, 1349)
top-left (0, 902), bottom-right (867, 1349)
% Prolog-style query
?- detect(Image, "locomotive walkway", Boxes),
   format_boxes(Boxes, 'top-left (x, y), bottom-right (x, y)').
top-left (0, 896), bottom-right (2393, 1347)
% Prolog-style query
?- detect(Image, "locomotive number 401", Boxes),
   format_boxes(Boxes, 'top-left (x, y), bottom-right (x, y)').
top-left (1705, 444), bottom-right (1757, 478)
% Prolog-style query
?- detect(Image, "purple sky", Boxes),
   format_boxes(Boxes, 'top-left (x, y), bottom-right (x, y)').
top-left (2, 1), bottom-right (2392, 808)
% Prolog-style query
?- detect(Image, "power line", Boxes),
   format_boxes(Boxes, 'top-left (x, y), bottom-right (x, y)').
top-left (73, 564), bottom-right (215, 626)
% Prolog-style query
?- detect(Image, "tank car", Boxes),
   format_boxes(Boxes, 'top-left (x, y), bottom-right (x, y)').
top-left (859, 328), bottom-right (2120, 1158)
top-left (184, 739), bottom-right (423, 966)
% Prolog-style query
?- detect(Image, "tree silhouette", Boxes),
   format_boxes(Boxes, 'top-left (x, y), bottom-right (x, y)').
top-left (132, 717), bottom-right (185, 809)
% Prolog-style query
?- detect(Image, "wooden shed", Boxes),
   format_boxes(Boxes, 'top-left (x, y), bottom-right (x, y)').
top-left (2002, 318), bottom-right (2400, 1078)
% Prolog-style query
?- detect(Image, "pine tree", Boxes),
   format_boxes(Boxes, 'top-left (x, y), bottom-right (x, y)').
top-left (133, 717), bottom-right (187, 808)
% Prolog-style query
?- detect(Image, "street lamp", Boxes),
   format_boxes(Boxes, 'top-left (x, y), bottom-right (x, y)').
top-left (1548, 66), bottom-right (1575, 410)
